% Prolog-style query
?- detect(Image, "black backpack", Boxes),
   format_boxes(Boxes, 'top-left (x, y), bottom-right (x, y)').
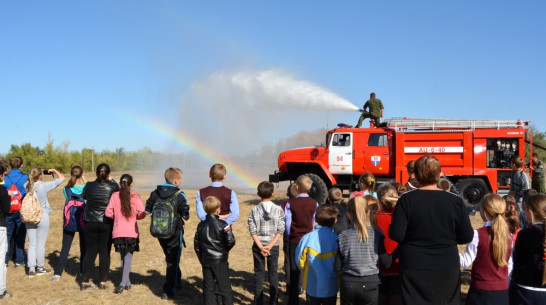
top-left (150, 191), bottom-right (182, 239)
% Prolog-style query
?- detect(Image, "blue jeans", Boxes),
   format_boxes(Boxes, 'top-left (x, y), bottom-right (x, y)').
top-left (5, 212), bottom-right (26, 264)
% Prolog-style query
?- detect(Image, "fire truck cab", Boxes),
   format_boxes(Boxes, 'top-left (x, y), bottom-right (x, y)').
top-left (270, 118), bottom-right (533, 207)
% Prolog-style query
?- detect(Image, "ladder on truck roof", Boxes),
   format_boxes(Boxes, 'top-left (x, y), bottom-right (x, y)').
top-left (384, 118), bottom-right (529, 131)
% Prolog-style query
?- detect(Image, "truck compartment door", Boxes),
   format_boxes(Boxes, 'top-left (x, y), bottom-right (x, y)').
top-left (329, 133), bottom-right (353, 174)
top-left (363, 133), bottom-right (390, 175)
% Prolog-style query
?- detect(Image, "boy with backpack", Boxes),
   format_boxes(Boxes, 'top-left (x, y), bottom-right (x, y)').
top-left (248, 181), bottom-right (285, 305)
top-left (145, 167), bottom-right (190, 300)
top-left (3, 157), bottom-right (28, 267)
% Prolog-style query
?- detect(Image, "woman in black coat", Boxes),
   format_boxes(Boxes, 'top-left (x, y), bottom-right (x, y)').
top-left (80, 163), bottom-right (119, 290)
top-left (389, 156), bottom-right (473, 305)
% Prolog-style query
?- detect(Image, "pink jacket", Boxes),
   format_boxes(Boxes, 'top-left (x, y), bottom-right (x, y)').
top-left (105, 191), bottom-right (146, 239)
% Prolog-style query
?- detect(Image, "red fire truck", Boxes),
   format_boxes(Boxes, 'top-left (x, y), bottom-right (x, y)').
top-left (269, 118), bottom-right (534, 207)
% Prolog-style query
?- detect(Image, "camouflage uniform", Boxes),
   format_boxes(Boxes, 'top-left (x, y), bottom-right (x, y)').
top-left (531, 159), bottom-right (545, 193)
top-left (356, 98), bottom-right (384, 127)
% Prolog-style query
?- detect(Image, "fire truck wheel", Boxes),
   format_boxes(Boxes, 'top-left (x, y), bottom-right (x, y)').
top-left (304, 173), bottom-right (328, 205)
top-left (457, 178), bottom-right (488, 209)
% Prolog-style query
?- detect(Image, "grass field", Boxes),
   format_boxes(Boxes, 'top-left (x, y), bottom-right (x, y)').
top-left (3, 172), bottom-right (479, 304)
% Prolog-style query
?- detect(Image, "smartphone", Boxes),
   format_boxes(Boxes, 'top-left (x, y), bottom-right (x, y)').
top-left (43, 170), bottom-right (51, 175)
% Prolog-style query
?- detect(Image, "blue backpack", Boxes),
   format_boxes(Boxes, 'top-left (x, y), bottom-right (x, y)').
top-left (63, 187), bottom-right (85, 232)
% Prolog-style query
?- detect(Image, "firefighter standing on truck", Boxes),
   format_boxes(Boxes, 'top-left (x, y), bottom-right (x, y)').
top-left (529, 152), bottom-right (545, 193)
top-left (355, 92), bottom-right (384, 128)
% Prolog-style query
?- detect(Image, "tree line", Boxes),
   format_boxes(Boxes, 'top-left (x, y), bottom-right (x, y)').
top-left (0, 140), bottom-right (186, 173)
top-left (1, 126), bottom-right (545, 174)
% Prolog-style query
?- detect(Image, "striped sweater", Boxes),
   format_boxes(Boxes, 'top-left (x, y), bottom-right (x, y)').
top-left (335, 226), bottom-right (392, 281)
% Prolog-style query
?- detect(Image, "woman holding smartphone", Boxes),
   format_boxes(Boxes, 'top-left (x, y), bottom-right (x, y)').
top-left (25, 167), bottom-right (65, 277)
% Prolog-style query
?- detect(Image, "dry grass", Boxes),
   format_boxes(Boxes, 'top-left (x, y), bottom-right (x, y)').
top-left (4, 173), bottom-right (482, 304)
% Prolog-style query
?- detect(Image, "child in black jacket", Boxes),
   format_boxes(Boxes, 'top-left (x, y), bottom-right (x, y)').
top-left (145, 168), bottom-right (189, 300)
top-left (194, 196), bottom-right (236, 305)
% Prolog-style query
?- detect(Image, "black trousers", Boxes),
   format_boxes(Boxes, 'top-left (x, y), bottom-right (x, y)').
top-left (202, 261), bottom-right (233, 305)
top-left (288, 242), bottom-right (301, 305)
top-left (55, 229), bottom-right (86, 276)
top-left (283, 236), bottom-right (303, 293)
top-left (82, 222), bottom-right (112, 283)
top-left (253, 243), bottom-right (279, 305)
top-left (158, 231), bottom-right (182, 297)
top-left (340, 278), bottom-right (379, 305)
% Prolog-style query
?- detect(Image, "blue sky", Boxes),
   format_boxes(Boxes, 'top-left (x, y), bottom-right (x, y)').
top-left (2, 1), bottom-right (545, 156)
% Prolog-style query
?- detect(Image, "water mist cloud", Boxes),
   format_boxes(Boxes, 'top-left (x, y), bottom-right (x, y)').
top-left (177, 68), bottom-right (358, 158)
top-left (192, 69), bottom-right (359, 112)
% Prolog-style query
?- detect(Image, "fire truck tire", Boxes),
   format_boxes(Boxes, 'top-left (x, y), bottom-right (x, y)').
top-left (458, 178), bottom-right (488, 209)
top-left (304, 173), bottom-right (328, 204)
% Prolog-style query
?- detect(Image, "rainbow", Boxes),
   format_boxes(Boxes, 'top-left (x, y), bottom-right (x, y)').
top-left (119, 113), bottom-right (262, 191)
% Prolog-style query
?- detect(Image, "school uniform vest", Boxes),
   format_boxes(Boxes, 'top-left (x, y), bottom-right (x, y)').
top-left (471, 227), bottom-right (512, 290)
top-left (288, 196), bottom-right (317, 244)
top-left (200, 186), bottom-right (232, 215)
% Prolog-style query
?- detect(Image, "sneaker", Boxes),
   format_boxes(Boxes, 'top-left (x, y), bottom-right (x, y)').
top-left (36, 267), bottom-right (51, 276)
top-left (14, 263), bottom-right (24, 268)
top-left (0, 291), bottom-right (11, 299)
top-left (49, 275), bottom-right (61, 282)
top-left (28, 270), bottom-right (36, 278)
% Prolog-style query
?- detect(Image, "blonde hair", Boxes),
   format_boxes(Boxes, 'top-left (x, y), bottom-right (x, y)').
top-left (481, 194), bottom-right (509, 267)
top-left (209, 164), bottom-right (226, 181)
top-left (203, 196), bottom-right (221, 214)
top-left (296, 175), bottom-right (313, 194)
top-left (347, 196), bottom-right (369, 242)
top-left (26, 167), bottom-right (43, 193)
top-left (164, 167), bottom-right (183, 184)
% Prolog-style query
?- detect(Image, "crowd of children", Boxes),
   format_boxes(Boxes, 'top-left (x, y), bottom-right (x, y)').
top-left (0, 155), bottom-right (545, 304)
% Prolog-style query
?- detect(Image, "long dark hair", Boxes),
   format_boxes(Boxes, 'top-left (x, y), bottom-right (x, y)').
top-left (95, 163), bottom-right (110, 182)
top-left (119, 174), bottom-right (133, 218)
top-left (67, 165), bottom-right (84, 188)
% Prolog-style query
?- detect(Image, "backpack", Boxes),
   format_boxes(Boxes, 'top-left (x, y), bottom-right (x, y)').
top-left (63, 187), bottom-right (86, 232)
top-left (150, 191), bottom-right (182, 239)
top-left (5, 176), bottom-right (24, 213)
top-left (20, 184), bottom-right (43, 225)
